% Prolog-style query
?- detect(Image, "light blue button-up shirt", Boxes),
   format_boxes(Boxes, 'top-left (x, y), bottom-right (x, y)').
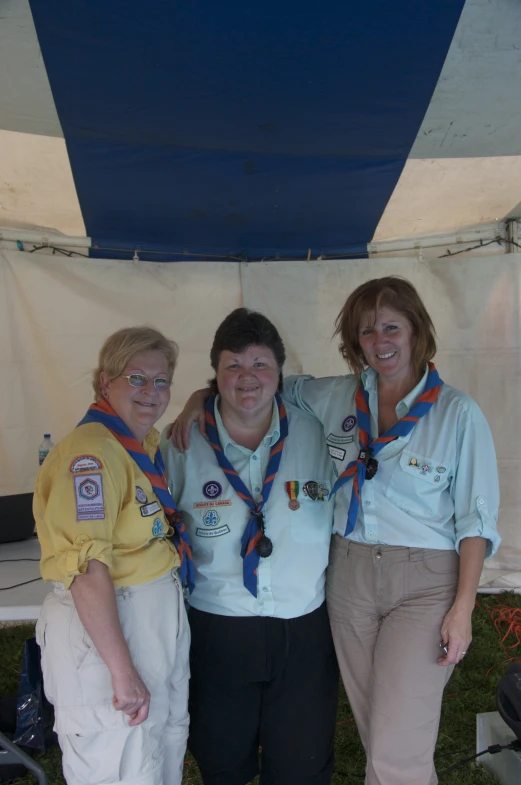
top-left (160, 398), bottom-right (334, 618)
top-left (283, 367), bottom-right (501, 557)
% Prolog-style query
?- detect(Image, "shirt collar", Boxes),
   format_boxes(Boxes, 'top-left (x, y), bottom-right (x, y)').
top-left (361, 365), bottom-right (430, 416)
top-left (214, 395), bottom-right (280, 452)
top-left (143, 427), bottom-right (160, 459)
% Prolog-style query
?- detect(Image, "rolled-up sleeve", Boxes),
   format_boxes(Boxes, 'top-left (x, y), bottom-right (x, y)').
top-left (36, 448), bottom-right (123, 587)
top-left (452, 403), bottom-right (501, 558)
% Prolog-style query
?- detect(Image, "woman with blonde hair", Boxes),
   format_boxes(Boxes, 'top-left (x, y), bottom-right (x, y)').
top-left (35, 326), bottom-right (193, 785)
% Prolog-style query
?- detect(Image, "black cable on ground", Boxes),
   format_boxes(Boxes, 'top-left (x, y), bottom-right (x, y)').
top-left (438, 740), bottom-right (521, 776)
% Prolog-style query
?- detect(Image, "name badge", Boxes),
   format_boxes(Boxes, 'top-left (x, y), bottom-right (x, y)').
top-left (140, 501), bottom-right (161, 517)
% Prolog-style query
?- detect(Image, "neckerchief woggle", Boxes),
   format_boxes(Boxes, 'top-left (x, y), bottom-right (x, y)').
top-left (77, 399), bottom-right (195, 592)
top-left (204, 394), bottom-right (288, 597)
top-left (330, 362), bottom-right (443, 536)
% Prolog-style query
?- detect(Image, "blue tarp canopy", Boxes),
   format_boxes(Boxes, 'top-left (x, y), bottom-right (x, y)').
top-left (2, 0), bottom-right (521, 260)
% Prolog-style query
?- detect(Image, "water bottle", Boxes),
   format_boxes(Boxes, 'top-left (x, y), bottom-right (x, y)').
top-left (38, 434), bottom-right (54, 465)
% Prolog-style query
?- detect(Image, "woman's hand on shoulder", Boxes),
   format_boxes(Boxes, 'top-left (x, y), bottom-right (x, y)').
top-left (438, 602), bottom-right (473, 667)
top-left (112, 666), bottom-right (151, 725)
top-left (169, 388), bottom-right (209, 451)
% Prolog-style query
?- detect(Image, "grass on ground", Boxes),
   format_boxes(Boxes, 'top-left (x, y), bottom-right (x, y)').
top-left (1, 594), bottom-right (519, 784)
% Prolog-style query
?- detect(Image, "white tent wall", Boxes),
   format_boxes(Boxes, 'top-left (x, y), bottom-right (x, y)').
top-left (0, 249), bottom-right (242, 496)
top-left (1, 249), bottom-right (519, 590)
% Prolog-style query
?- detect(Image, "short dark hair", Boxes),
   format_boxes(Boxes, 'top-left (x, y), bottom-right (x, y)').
top-left (334, 276), bottom-right (437, 378)
top-left (209, 308), bottom-right (286, 393)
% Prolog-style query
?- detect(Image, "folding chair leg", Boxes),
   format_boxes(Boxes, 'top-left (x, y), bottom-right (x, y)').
top-left (0, 730), bottom-right (47, 785)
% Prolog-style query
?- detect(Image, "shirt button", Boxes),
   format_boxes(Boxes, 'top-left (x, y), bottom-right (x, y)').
top-left (262, 587), bottom-right (268, 592)
top-left (255, 486), bottom-right (261, 493)
top-left (252, 455), bottom-right (258, 461)
top-left (477, 497), bottom-right (485, 505)
top-left (364, 500), bottom-right (371, 507)
top-left (376, 552), bottom-right (382, 559)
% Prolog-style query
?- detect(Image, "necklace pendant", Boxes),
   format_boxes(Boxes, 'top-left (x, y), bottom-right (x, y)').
top-left (256, 534), bottom-right (273, 558)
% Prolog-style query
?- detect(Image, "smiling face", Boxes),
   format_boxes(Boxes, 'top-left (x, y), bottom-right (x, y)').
top-left (216, 344), bottom-right (280, 422)
top-left (100, 349), bottom-right (171, 442)
top-left (358, 305), bottom-right (416, 384)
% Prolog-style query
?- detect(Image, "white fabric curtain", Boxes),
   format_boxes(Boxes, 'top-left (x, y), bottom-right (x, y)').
top-left (0, 250), bottom-right (242, 496)
top-left (1, 249), bottom-right (519, 589)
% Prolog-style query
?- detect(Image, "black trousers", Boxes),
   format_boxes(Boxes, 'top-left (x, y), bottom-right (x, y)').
top-left (187, 602), bottom-right (339, 785)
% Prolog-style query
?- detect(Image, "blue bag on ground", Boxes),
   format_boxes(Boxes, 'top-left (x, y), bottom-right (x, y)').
top-left (13, 636), bottom-right (55, 750)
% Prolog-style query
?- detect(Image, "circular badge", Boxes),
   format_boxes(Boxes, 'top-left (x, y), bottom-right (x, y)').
top-left (288, 499), bottom-right (300, 511)
top-left (152, 518), bottom-right (164, 537)
top-left (203, 481), bottom-right (222, 499)
top-left (135, 486), bottom-right (147, 504)
top-left (342, 415), bottom-right (356, 432)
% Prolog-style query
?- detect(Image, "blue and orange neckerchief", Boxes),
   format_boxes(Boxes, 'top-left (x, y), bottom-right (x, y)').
top-left (78, 399), bottom-right (195, 592)
top-left (204, 394), bottom-right (288, 597)
top-left (330, 362), bottom-right (443, 536)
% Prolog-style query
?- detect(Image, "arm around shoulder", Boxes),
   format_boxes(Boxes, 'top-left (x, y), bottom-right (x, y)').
top-left (282, 374), bottom-right (348, 425)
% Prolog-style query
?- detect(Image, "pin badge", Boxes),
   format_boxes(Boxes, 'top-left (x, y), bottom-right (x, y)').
top-left (303, 481), bottom-right (319, 501)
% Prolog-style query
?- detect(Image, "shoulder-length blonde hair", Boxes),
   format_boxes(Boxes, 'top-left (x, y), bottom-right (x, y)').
top-left (92, 326), bottom-right (179, 400)
top-left (334, 276), bottom-right (437, 379)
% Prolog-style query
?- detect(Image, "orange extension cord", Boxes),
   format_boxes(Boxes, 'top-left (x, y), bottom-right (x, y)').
top-left (482, 598), bottom-right (521, 673)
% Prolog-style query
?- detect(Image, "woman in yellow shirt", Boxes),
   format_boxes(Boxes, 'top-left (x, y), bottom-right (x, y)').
top-left (35, 326), bottom-right (193, 785)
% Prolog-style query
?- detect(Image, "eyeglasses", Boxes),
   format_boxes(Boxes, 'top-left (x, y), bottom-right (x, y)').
top-left (120, 373), bottom-right (172, 391)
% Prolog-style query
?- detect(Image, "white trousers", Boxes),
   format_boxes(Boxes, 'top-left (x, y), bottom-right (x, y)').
top-left (36, 571), bottom-right (190, 785)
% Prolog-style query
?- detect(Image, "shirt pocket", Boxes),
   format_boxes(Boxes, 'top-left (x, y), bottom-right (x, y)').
top-left (385, 450), bottom-right (451, 519)
top-left (288, 479), bottom-right (333, 544)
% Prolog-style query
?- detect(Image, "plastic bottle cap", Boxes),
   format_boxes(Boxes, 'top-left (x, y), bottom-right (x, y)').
top-left (44, 433), bottom-right (51, 438)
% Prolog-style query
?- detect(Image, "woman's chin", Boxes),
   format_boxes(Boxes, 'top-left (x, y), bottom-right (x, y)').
top-left (235, 396), bottom-right (272, 416)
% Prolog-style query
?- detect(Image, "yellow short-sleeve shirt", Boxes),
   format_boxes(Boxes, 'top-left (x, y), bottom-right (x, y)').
top-left (34, 422), bottom-right (180, 588)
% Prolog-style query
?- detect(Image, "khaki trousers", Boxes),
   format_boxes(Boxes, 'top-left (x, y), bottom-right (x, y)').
top-left (326, 535), bottom-right (458, 785)
top-left (36, 571), bottom-right (190, 785)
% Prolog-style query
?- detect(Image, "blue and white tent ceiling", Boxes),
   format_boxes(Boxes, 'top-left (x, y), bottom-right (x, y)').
top-left (1, 0), bottom-right (521, 261)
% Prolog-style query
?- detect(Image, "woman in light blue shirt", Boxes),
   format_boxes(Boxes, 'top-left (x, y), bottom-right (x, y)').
top-left (163, 308), bottom-right (338, 785)
top-left (174, 277), bottom-right (500, 785)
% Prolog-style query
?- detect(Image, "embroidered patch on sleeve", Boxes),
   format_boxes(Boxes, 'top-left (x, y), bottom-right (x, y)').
top-left (70, 455), bottom-right (103, 473)
top-left (74, 474), bottom-right (105, 521)
top-left (135, 486), bottom-right (147, 503)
